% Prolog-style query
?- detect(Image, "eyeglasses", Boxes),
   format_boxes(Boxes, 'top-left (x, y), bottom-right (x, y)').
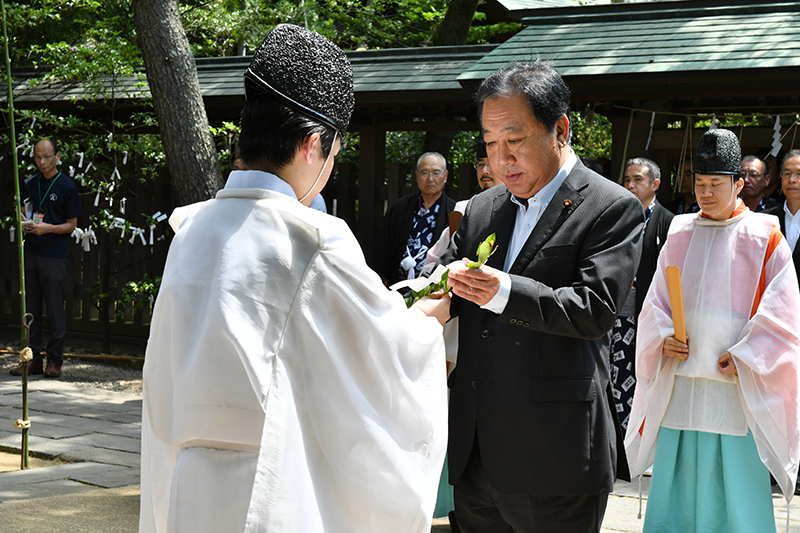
top-left (33, 154), bottom-right (54, 162)
top-left (781, 170), bottom-right (800, 179)
top-left (417, 169), bottom-right (444, 178)
top-left (473, 163), bottom-right (490, 171)
top-left (741, 171), bottom-right (762, 178)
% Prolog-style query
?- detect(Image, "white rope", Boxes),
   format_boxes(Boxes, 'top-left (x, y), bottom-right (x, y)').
top-left (638, 474), bottom-right (643, 519)
top-left (786, 501), bottom-right (790, 533)
top-left (298, 131), bottom-right (338, 204)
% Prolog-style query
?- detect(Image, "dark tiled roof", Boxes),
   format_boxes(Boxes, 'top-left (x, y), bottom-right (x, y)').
top-left (459, 2), bottom-right (800, 83)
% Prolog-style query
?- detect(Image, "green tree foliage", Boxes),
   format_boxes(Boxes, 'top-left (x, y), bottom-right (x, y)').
top-left (571, 105), bottom-right (612, 161)
top-left (177, 0), bottom-right (522, 55)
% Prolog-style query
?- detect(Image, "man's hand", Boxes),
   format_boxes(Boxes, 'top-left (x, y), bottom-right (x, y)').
top-left (662, 335), bottom-right (689, 360)
top-left (412, 292), bottom-right (452, 327)
top-left (25, 217), bottom-right (77, 236)
top-left (447, 258), bottom-right (502, 307)
top-left (717, 352), bottom-right (738, 375)
top-left (25, 222), bottom-right (54, 236)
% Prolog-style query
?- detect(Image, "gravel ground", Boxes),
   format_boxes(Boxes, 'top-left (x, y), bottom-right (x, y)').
top-left (0, 332), bottom-right (143, 394)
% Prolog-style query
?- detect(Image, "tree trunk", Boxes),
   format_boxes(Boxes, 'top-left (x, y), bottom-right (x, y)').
top-left (433, 0), bottom-right (481, 46)
top-left (425, 0), bottom-right (482, 159)
top-left (132, 0), bottom-right (223, 206)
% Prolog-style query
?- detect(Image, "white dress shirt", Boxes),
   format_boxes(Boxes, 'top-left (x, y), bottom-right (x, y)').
top-left (784, 201), bottom-right (800, 252)
top-left (482, 151), bottom-right (578, 314)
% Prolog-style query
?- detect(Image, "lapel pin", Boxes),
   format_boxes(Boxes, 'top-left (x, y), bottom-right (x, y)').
top-left (563, 199), bottom-right (573, 208)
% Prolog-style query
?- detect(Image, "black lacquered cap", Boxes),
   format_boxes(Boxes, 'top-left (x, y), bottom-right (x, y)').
top-left (694, 129), bottom-right (742, 176)
top-left (244, 24), bottom-right (354, 134)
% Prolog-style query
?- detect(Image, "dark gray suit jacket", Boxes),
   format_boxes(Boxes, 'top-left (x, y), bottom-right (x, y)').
top-left (764, 204), bottom-right (800, 277)
top-left (635, 202), bottom-right (674, 318)
top-left (441, 159), bottom-right (643, 495)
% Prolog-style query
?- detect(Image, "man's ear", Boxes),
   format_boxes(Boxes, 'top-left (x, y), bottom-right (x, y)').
top-left (555, 115), bottom-right (570, 147)
top-left (653, 178), bottom-right (661, 191)
top-left (299, 133), bottom-right (321, 164)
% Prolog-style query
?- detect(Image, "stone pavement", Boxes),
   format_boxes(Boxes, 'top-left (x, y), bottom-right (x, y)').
top-left (1, 369), bottom-right (800, 532)
top-left (0, 371), bottom-right (141, 500)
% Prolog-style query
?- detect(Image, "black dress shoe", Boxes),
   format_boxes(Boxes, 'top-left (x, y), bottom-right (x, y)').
top-left (10, 360), bottom-right (44, 376)
top-left (44, 360), bottom-right (62, 378)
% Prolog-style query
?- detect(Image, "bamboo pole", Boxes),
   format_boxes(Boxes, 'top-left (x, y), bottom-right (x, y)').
top-left (1, 0), bottom-right (30, 469)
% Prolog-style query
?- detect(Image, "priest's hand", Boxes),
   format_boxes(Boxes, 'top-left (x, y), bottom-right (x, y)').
top-left (412, 292), bottom-right (451, 327)
top-left (717, 352), bottom-right (738, 375)
top-left (447, 259), bottom-right (501, 307)
top-left (663, 336), bottom-right (689, 360)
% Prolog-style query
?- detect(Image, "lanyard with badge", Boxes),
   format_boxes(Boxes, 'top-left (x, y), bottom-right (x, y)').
top-left (35, 170), bottom-right (61, 223)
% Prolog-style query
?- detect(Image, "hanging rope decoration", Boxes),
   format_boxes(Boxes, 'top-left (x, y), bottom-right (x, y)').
top-left (618, 108), bottom-right (636, 185)
top-left (673, 117), bottom-right (693, 197)
top-left (13, 419), bottom-right (30, 430)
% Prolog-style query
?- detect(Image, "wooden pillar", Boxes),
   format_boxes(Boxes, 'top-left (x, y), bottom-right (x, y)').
top-left (357, 117), bottom-right (386, 260)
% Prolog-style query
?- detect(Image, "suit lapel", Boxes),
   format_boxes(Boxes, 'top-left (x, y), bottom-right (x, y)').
top-left (485, 189), bottom-right (516, 271)
top-left (771, 209), bottom-right (800, 278)
top-left (509, 170), bottom-right (587, 275)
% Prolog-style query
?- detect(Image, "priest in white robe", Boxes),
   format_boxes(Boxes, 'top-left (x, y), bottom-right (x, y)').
top-left (625, 129), bottom-right (800, 532)
top-left (139, 24), bottom-right (450, 533)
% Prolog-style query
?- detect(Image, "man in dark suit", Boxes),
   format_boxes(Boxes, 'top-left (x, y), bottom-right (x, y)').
top-left (440, 61), bottom-right (643, 532)
top-left (766, 149), bottom-right (800, 275)
top-left (372, 152), bottom-right (456, 286)
top-left (622, 158), bottom-right (673, 319)
top-left (610, 158), bottom-right (673, 432)
top-left (764, 148), bottom-right (800, 495)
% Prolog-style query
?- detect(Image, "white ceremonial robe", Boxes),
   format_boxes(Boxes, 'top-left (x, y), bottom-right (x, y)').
top-left (625, 208), bottom-right (800, 500)
top-left (139, 171), bottom-right (448, 532)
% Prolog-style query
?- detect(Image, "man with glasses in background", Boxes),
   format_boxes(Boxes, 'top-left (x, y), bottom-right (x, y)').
top-left (373, 151), bottom-right (456, 286)
top-left (11, 139), bottom-right (82, 379)
top-left (740, 155), bottom-right (777, 212)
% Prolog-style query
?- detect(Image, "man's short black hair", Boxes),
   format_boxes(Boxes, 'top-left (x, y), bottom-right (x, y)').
top-left (626, 157), bottom-right (661, 184)
top-left (475, 61), bottom-right (571, 135)
top-left (238, 96), bottom-right (337, 170)
top-left (36, 138), bottom-right (59, 155)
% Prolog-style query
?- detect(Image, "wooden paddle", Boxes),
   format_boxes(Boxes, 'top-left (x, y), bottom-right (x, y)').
top-left (666, 266), bottom-right (688, 357)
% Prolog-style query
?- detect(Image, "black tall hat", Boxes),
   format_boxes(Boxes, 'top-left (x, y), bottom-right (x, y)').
top-left (693, 128), bottom-right (741, 176)
top-left (244, 24), bottom-right (354, 135)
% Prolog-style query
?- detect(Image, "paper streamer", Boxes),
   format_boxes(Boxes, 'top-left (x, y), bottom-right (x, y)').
top-left (77, 152), bottom-right (84, 168)
top-left (771, 116), bottom-right (783, 157)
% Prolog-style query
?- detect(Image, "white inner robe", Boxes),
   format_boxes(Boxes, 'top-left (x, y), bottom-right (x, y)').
top-left (140, 171), bottom-right (448, 532)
